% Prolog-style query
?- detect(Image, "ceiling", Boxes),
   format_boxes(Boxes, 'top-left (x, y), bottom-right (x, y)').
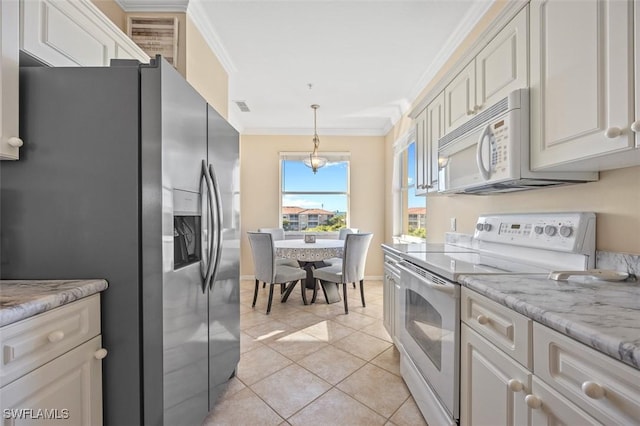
top-left (117, 0), bottom-right (494, 136)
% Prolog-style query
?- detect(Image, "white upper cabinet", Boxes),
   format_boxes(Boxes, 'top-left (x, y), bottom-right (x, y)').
top-left (444, 61), bottom-right (476, 135)
top-left (21, 0), bottom-right (149, 67)
top-left (635, 0), bottom-right (640, 148)
top-left (530, 0), bottom-right (638, 171)
top-left (1, 0), bottom-right (22, 160)
top-left (476, 6), bottom-right (528, 113)
top-left (426, 91), bottom-right (445, 191)
top-left (414, 107), bottom-right (428, 195)
top-left (444, 6), bottom-right (528, 135)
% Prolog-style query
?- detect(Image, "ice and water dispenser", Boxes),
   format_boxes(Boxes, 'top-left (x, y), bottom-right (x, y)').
top-left (173, 189), bottom-right (202, 269)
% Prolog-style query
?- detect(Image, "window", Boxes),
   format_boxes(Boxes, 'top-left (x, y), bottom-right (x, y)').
top-left (394, 139), bottom-right (426, 241)
top-left (280, 153), bottom-right (350, 232)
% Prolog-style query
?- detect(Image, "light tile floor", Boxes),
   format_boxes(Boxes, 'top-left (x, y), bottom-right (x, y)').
top-left (203, 280), bottom-right (428, 426)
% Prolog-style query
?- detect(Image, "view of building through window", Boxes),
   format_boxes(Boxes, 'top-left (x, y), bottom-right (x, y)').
top-left (281, 154), bottom-right (350, 232)
top-left (401, 142), bottom-right (426, 239)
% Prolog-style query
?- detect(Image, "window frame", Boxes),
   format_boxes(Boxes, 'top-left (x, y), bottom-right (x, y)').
top-left (279, 152), bottom-right (351, 233)
top-left (393, 129), bottom-right (426, 243)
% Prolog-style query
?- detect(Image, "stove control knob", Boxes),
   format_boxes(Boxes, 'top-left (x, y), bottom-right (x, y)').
top-left (534, 226), bottom-right (544, 235)
top-left (559, 225), bottom-right (573, 238)
top-left (544, 225), bottom-right (557, 236)
top-left (476, 223), bottom-right (484, 231)
top-left (483, 223), bottom-right (492, 232)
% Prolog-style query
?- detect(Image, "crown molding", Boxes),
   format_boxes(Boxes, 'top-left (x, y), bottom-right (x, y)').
top-left (242, 127), bottom-right (388, 137)
top-left (115, 0), bottom-right (189, 12)
top-left (408, 0), bottom-right (528, 118)
top-left (186, 0), bottom-right (237, 74)
top-left (406, 0), bottom-right (494, 104)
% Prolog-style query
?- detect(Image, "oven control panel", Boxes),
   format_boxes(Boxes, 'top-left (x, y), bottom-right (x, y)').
top-left (474, 212), bottom-right (595, 253)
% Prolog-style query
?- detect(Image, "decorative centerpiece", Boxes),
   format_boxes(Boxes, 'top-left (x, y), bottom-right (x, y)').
top-left (304, 234), bottom-right (316, 244)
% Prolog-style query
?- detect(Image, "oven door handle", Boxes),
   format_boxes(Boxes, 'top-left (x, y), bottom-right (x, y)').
top-left (397, 262), bottom-right (456, 295)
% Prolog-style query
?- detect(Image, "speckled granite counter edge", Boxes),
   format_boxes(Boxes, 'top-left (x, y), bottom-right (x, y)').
top-left (459, 277), bottom-right (640, 370)
top-left (0, 279), bottom-right (108, 327)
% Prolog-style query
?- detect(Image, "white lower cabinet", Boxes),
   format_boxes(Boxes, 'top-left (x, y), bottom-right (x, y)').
top-left (460, 324), bottom-right (530, 426)
top-left (460, 287), bottom-right (640, 426)
top-left (0, 336), bottom-right (104, 426)
top-left (528, 376), bottom-right (599, 425)
top-left (0, 295), bottom-right (105, 425)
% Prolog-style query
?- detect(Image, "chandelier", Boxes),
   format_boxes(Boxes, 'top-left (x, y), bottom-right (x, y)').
top-left (303, 104), bottom-right (327, 174)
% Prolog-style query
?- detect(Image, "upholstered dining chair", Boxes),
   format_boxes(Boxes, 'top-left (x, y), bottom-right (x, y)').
top-left (257, 228), bottom-right (298, 266)
top-left (311, 233), bottom-right (373, 314)
top-left (247, 232), bottom-right (308, 314)
top-left (324, 228), bottom-right (359, 286)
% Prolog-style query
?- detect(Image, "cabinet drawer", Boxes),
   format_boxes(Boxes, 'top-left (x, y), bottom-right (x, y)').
top-left (533, 323), bottom-right (640, 424)
top-left (461, 287), bottom-right (532, 368)
top-left (0, 294), bottom-right (101, 386)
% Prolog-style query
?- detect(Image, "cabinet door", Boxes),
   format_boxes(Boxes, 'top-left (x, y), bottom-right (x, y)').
top-left (383, 271), bottom-right (393, 337)
top-left (20, 0), bottom-right (148, 66)
top-left (414, 108), bottom-right (428, 195)
top-left (0, 336), bottom-right (104, 426)
top-left (635, 0), bottom-right (640, 148)
top-left (529, 377), bottom-right (599, 426)
top-left (460, 325), bottom-right (530, 426)
top-left (476, 6), bottom-right (528, 111)
top-left (1, 0), bottom-right (21, 160)
top-left (426, 92), bottom-right (445, 191)
top-left (530, 0), bottom-right (635, 170)
top-left (444, 61), bottom-right (476, 135)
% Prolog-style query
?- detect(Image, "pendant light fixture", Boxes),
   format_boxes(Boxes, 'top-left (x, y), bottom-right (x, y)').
top-left (303, 104), bottom-right (327, 174)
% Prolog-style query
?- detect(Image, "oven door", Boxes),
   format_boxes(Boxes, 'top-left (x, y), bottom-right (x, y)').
top-left (397, 260), bottom-right (460, 420)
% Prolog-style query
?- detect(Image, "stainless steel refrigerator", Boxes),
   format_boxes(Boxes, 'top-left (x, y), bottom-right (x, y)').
top-left (0, 56), bottom-right (240, 425)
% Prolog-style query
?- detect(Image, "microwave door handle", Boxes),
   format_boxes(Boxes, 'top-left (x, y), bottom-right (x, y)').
top-left (208, 164), bottom-right (224, 289)
top-left (476, 124), bottom-right (492, 181)
top-left (201, 160), bottom-right (216, 292)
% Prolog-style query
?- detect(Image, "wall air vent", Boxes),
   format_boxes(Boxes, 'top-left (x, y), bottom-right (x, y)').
top-left (233, 100), bottom-right (250, 112)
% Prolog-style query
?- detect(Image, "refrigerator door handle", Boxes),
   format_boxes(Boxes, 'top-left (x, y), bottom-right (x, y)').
top-left (208, 164), bottom-right (224, 289)
top-left (201, 160), bottom-right (216, 292)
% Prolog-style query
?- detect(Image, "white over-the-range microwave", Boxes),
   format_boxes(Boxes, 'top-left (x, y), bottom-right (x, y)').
top-left (437, 88), bottom-right (598, 194)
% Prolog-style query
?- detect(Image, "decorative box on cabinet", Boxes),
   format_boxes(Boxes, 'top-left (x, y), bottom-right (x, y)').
top-left (530, 0), bottom-right (639, 171)
top-left (0, 294), bottom-right (106, 425)
top-left (21, 0), bottom-right (149, 67)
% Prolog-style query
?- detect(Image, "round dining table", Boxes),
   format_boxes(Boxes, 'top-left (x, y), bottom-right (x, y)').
top-left (273, 239), bottom-right (344, 303)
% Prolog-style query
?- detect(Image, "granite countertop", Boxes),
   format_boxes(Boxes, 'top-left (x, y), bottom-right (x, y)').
top-left (0, 279), bottom-right (108, 327)
top-left (458, 274), bottom-right (640, 370)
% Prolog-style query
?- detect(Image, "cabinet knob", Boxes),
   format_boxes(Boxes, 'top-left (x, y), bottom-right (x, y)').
top-left (631, 121), bottom-right (640, 133)
top-left (604, 127), bottom-right (621, 139)
top-left (48, 330), bottom-right (65, 343)
top-left (507, 379), bottom-right (524, 393)
top-left (525, 394), bottom-right (542, 409)
top-left (94, 348), bottom-right (108, 360)
top-left (7, 137), bottom-right (23, 148)
top-left (476, 314), bottom-right (489, 325)
top-left (581, 381), bottom-right (606, 399)
top-left (467, 109), bottom-right (475, 116)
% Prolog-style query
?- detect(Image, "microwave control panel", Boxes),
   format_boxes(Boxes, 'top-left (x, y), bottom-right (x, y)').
top-left (485, 114), bottom-right (515, 179)
top-left (474, 212), bottom-right (596, 253)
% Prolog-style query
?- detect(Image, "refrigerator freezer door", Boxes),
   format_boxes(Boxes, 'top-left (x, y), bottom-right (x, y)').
top-left (141, 59), bottom-right (210, 426)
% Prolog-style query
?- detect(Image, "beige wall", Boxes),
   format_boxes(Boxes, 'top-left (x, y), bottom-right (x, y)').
top-left (185, 16), bottom-right (229, 119)
top-left (91, 0), bottom-right (126, 30)
top-left (241, 134), bottom-right (386, 277)
top-left (426, 166), bottom-right (640, 253)
top-left (383, 1), bottom-right (640, 255)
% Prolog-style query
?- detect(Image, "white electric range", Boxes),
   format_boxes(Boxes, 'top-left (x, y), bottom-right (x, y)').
top-left (394, 212), bottom-right (596, 426)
